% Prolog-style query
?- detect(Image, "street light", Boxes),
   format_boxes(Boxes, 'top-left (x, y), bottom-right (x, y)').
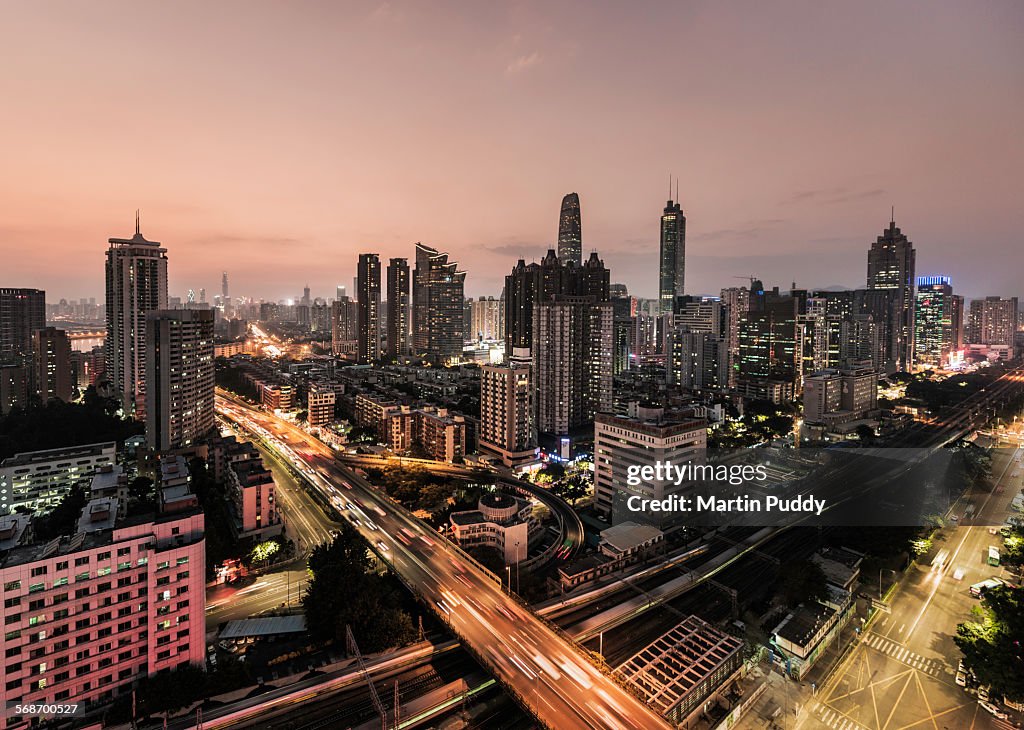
top-left (879, 568), bottom-right (897, 600)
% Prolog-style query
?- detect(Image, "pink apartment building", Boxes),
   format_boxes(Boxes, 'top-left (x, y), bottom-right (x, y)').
top-left (0, 489), bottom-right (205, 724)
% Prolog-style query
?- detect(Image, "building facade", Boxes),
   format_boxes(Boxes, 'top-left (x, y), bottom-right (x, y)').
top-left (105, 219), bottom-right (169, 417)
top-left (412, 243), bottom-right (465, 365)
top-left (357, 253), bottom-right (382, 364)
top-left (479, 363), bottom-right (537, 468)
top-left (32, 327), bottom-right (73, 403)
top-left (145, 309), bottom-right (215, 452)
top-left (386, 258), bottom-right (410, 359)
top-left (913, 276), bottom-right (963, 367)
top-left (556, 192), bottom-right (582, 267)
top-left (0, 493), bottom-right (205, 713)
top-left (593, 408), bottom-right (707, 525)
top-left (0, 442), bottom-right (116, 515)
top-left (658, 196), bottom-right (686, 315)
top-left (866, 218), bottom-right (916, 372)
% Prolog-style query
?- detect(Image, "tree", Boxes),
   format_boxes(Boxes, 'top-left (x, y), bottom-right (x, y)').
top-left (776, 560), bottom-right (829, 608)
top-left (954, 585), bottom-right (1024, 701)
top-left (302, 527), bottom-right (416, 652)
top-left (854, 423), bottom-right (875, 442)
top-left (1001, 525), bottom-right (1024, 567)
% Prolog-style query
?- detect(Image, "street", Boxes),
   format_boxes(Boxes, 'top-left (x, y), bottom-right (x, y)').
top-left (804, 444), bottom-right (1023, 730)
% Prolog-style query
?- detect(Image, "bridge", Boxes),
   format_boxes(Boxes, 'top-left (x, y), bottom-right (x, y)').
top-left (216, 394), bottom-right (672, 730)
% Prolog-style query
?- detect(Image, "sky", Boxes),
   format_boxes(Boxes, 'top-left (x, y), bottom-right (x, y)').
top-left (1, 1), bottom-right (1022, 303)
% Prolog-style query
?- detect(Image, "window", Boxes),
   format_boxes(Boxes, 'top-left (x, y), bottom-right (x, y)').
top-left (30, 566), bottom-right (47, 577)
top-left (4, 613), bottom-right (21, 625)
top-left (97, 567), bottom-right (111, 577)
top-left (76, 572), bottom-right (90, 582)
top-left (176, 556), bottom-right (189, 566)
top-left (55, 561), bottom-right (68, 571)
top-left (3, 597), bottom-right (20, 609)
top-left (28, 583), bottom-right (45, 594)
top-left (116, 548), bottom-right (131, 557)
top-left (97, 552), bottom-right (110, 561)
top-left (74, 557), bottom-right (89, 567)
top-left (117, 562), bottom-right (131, 572)
top-left (53, 577), bottom-right (68, 588)
top-left (28, 600), bottom-right (44, 612)
top-left (3, 580), bottom-right (20, 591)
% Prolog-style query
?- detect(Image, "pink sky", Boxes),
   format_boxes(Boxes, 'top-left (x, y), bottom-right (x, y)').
top-left (1, 1), bottom-right (1022, 302)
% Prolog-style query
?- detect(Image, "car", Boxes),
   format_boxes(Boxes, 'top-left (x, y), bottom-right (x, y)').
top-left (953, 567), bottom-right (965, 580)
top-left (956, 670), bottom-right (967, 687)
top-left (376, 541), bottom-right (389, 552)
top-left (978, 685), bottom-right (991, 702)
top-left (978, 700), bottom-right (1008, 720)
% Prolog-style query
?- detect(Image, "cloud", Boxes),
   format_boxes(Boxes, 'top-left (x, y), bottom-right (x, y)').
top-left (690, 218), bottom-right (788, 242)
top-left (784, 187), bottom-right (886, 205)
top-left (505, 51), bottom-right (542, 75)
top-left (484, 240), bottom-right (552, 258)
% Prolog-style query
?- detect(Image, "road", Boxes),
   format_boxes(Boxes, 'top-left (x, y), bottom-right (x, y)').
top-left (216, 393), bottom-right (672, 730)
top-left (804, 444), bottom-right (1023, 730)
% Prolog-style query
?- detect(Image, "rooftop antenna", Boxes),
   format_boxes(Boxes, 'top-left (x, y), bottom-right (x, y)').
top-left (675, 178), bottom-right (679, 204)
top-left (668, 174), bottom-right (672, 201)
top-left (135, 209), bottom-right (140, 235)
top-left (890, 205), bottom-right (895, 225)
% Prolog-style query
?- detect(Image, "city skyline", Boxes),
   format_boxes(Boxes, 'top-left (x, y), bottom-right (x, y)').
top-left (2, 2), bottom-right (1022, 302)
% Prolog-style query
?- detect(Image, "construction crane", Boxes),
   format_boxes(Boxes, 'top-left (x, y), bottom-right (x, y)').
top-left (346, 624), bottom-right (387, 730)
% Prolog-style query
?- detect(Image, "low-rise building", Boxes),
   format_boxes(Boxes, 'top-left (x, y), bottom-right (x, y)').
top-left (415, 407), bottom-right (466, 463)
top-left (449, 492), bottom-right (537, 564)
top-left (0, 442), bottom-right (117, 515)
top-left (616, 615), bottom-right (744, 728)
top-left (226, 458), bottom-right (282, 540)
top-left (771, 584), bottom-right (855, 679)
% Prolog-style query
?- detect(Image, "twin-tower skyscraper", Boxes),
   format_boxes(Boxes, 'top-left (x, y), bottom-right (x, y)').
top-left (557, 187), bottom-right (686, 315)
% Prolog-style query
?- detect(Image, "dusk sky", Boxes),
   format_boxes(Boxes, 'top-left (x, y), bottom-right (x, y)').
top-left (1, 1), bottom-right (1022, 303)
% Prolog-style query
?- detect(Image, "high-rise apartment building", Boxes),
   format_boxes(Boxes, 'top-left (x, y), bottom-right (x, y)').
top-left (0, 288), bottom-right (45, 369)
top-left (32, 327), bottom-right (73, 403)
top-left (594, 408), bottom-right (707, 526)
top-left (532, 297), bottom-right (613, 437)
top-left (736, 285), bottom-right (806, 402)
top-left (479, 362), bottom-right (537, 468)
top-left (504, 249), bottom-right (610, 358)
top-left (469, 296), bottom-right (503, 342)
top-left (557, 192), bottom-right (583, 267)
top-left (386, 258), bottom-right (410, 359)
top-left (866, 217), bottom-right (916, 372)
top-left (658, 196), bottom-right (686, 315)
top-left (145, 309), bottom-right (215, 452)
top-left (357, 253), bottom-right (382, 364)
top-left (913, 276), bottom-right (962, 367)
top-left (412, 243), bottom-right (465, 365)
top-left (331, 297), bottom-right (358, 357)
top-left (719, 287), bottom-right (750, 387)
top-left (105, 217), bottom-right (168, 417)
top-left (966, 296), bottom-right (1018, 349)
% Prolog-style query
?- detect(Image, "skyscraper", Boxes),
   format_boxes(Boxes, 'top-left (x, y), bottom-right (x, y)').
top-left (357, 253), bottom-right (382, 364)
top-left (866, 215), bottom-right (916, 372)
top-left (532, 296), bottom-right (613, 437)
top-left (557, 192), bottom-right (582, 267)
top-left (105, 215), bottom-right (168, 417)
top-left (32, 327), bottom-right (73, 403)
top-left (658, 193), bottom-right (686, 315)
top-left (412, 243), bottom-right (465, 365)
top-left (914, 276), bottom-right (962, 367)
top-left (386, 258), bottom-right (410, 359)
top-left (145, 308), bottom-right (215, 451)
top-left (0, 288), bottom-right (45, 367)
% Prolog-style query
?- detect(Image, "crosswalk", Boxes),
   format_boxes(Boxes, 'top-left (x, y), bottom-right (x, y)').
top-left (810, 702), bottom-right (868, 729)
top-left (860, 632), bottom-right (946, 676)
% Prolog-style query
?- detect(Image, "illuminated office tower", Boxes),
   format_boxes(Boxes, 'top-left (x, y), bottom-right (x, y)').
top-left (357, 253), bottom-right (382, 364)
top-left (913, 276), bottom-right (962, 367)
top-left (412, 243), bottom-right (465, 365)
top-left (557, 192), bottom-right (582, 267)
top-left (658, 189), bottom-right (686, 315)
top-left (866, 215), bottom-right (916, 372)
top-left (386, 257), bottom-right (410, 359)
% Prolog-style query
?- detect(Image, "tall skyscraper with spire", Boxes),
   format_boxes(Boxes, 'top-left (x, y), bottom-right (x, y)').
top-left (105, 212), bottom-right (168, 418)
top-left (658, 179), bottom-right (686, 315)
top-left (357, 254), bottom-right (381, 364)
top-left (386, 258), bottom-right (410, 359)
top-left (866, 212), bottom-right (916, 372)
top-left (557, 192), bottom-right (582, 267)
